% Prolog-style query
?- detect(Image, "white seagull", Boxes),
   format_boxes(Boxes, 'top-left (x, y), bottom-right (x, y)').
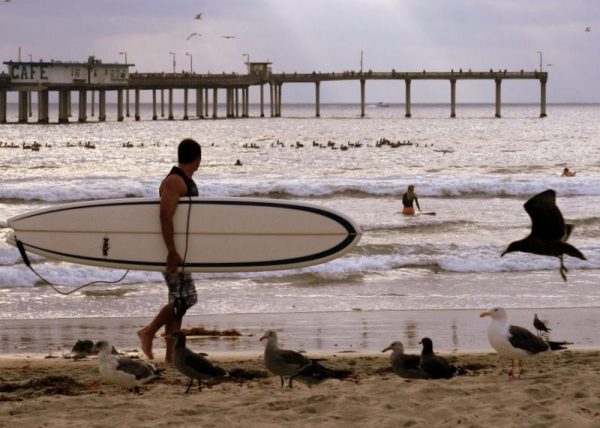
top-left (93, 340), bottom-right (164, 392)
top-left (480, 307), bottom-right (569, 379)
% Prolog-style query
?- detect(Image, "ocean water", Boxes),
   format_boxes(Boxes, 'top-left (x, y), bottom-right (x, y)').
top-left (1, 103), bottom-right (600, 320)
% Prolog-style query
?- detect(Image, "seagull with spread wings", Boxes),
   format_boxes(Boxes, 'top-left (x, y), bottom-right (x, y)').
top-left (221, 35), bottom-right (236, 39)
top-left (194, 13), bottom-right (202, 20)
top-left (187, 32), bottom-right (201, 41)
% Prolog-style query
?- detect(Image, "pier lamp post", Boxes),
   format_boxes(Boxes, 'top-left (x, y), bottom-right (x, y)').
top-left (119, 51), bottom-right (128, 64)
top-left (186, 52), bottom-right (193, 73)
top-left (243, 53), bottom-right (250, 74)
top-left (119, 52), bottom-right (129, 117)
top-left (170, 52), bottom-right (176, 73)
top-left (536, 51), bottom-right (543, 72)
top-left (27, 54), bottom-right (32, 117)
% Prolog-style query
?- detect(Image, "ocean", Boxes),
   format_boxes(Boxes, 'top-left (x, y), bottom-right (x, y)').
top-left (1, 103), bottom-right (600, 321)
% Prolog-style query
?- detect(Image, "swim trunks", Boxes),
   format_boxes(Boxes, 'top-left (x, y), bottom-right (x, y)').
top-left (164, 272), bottom-right (198, 310)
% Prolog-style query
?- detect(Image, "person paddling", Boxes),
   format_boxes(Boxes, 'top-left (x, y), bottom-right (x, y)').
top-left (401, 184), bottom-right (421, 215)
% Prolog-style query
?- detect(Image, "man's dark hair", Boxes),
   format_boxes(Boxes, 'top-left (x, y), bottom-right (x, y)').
top-left (178, 138), bottom-right (202, 164)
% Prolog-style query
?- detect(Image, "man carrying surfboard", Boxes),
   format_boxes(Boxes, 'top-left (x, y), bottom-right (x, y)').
top-left (138, 138), bottom-right (201, 363)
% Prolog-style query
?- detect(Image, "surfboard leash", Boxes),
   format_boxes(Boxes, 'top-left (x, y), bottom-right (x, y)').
top-left (15, 239), bottom-right (131, 296)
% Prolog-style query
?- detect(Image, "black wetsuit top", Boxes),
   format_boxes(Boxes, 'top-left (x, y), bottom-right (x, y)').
top-left (164, 166), bottom-right (198, 196)
top-left (402, 192), bottom-right (415, 208)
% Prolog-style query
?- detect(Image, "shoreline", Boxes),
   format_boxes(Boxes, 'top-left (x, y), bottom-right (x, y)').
top-left (1, 307), bottom-right (598, 356)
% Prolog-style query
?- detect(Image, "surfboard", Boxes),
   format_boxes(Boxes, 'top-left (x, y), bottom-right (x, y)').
top-left (6, 197), bottom-right (362, 272)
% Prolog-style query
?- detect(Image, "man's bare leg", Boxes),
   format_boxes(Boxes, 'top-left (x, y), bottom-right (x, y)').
top-left (137, 302), bottom-right (175, 360)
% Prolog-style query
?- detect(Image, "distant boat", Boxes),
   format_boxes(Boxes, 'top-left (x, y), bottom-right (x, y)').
top-left (375, 102), bottom-right (390, 107)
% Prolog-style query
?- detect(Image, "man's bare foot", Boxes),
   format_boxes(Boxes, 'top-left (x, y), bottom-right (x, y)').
top-left (137, 329), bottom-right (154, 359)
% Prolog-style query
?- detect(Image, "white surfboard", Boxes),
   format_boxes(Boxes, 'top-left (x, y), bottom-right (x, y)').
top-left (6, 197), bottom-right (362, 272)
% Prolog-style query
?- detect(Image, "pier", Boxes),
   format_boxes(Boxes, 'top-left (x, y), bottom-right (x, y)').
top-left (0, 60), bottom-right (548, 124)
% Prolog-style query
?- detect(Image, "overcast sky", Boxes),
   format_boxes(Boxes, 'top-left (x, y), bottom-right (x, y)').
top-left (1, 0), bottom-right (598, 103)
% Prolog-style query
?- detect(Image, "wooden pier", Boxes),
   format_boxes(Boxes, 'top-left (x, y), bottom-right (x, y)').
top-left (0, 69), bottom-right (548, 124)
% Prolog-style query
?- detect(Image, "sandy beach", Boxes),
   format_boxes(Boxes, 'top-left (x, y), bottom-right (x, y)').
top-left (1, 349), bottom-right (600, 427)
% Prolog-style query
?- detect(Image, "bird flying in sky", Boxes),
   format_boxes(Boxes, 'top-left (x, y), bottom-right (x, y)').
top-left (585, 27), bottom-right (591, 32)
top-left (221, 35), bottom-right (236, 39)
top-left (187, 32), bottom-right (200, 41)
top-left (195, 13), bottom-right (202, 20)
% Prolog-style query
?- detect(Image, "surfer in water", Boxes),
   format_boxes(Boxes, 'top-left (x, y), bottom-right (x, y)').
top-left (138, 138), bottom-right (201, 363)
top-left (401, 184), bottom-right (421, 215)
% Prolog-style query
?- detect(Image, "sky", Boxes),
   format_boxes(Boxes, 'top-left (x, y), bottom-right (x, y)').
top-left (0, 0), bottom-right (598, 103)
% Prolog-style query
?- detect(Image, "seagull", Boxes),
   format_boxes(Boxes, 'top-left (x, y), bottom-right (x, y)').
top-left (533, 313), bottom-right (552, 335)
top-left (93, 341), bottom-right (164, 392)
top-left (481, 307), bottom-right (570, 379)
top-left (501, 189), bottom-right (586, 281)
top-left (186, 32), bottom-right (200, 41)
top-left (260, 330), bottom-right (351, 388)
top-left (221, 35), bottom-right (236, 39)
top-left (382, 341), bottom-right (423, 379)
top-left (585, 27), bottom-right (591, 32)
top-left (194, 13), bottom-right (202, 20)
top-left (418, 337), bottom-right (462, 379)
top-left (171, 331), bottom-right (228, 393)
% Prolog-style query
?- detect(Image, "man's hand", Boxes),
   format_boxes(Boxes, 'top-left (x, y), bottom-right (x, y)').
top-left (166, 250), bottom-right (183, 273)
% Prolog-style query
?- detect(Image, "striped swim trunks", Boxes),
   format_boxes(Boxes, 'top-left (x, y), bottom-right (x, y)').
top-left (163, 272), bottom-right (198, 309)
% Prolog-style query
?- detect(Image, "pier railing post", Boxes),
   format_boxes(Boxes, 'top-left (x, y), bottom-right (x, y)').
top-left (450, 79), bottom-right (456, 118)
top-left (540, 77), bottom-right (547, 118)
top-left (495, 78), bottom-right (502, 118)
top-left (405, 79), bottom-right (412, 118)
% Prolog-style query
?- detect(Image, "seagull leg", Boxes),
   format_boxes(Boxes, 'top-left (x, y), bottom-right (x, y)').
top-left (559, 256), bottom-right (568, 282)
top-left (516, 360), bottom-right (522, 379)
top-left (279, 376), bottom-right (284, 388)
top-left (198, 379), bottom-right (202, 392)
top-left (508, 359), bottom-right (515, 378)
top-left (185, 378), bottom-right (194, 394)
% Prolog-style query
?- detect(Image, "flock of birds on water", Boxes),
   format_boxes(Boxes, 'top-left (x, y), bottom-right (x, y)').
top-left (90, 308), bottom-right (569, 394)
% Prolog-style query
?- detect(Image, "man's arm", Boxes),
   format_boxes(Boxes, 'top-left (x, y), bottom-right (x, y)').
top-left (160, 175), bottom-right (187, 273)
top-left (415, 196), bottom-right (421, 211)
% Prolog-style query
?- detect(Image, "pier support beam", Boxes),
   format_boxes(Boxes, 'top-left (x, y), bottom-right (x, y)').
top-left (235, 88), bottom-right (240, 118)
top-left (78, 90), bottom-right (87, 123)
top-left (540, 78), bottom-right (547, 118)
top-left (125, 89), bottom-right (130, 117)
top-left (183, 88), bottom-right (189, 120)
top-left (495, 78), bottom-right (502, 118)
top-left (28, 91), bottom-right (32, 118)
top-left (277, 84), bottom-right (282, 117)
top-left (204, 88), bottom-right (209, 117)
top-left (99, 90), bottom-right (106, 122)
top-left (18, 91), bottom-right (28, 123)
top-left (450, 79), bottom-right (456, 118)
top-left (38, 90), bottom-right (49, 124)
top-left (160, 89), bottom-right (165, 117)
top-left (269, 83), bottom-right (274, 117)
top-left (135, 89), bottom-right (140, 121)
top-left (226, 88), bottom-right (233, 118)
top-left (196, 88), bottom-right (203, 118)
top-left (212, 88), bottom-right (218, 119)
top-left (260, 84), bottom-right (265, 117)
top-left (168, 89), bottom-right (174, 120)
top-left (67, 91), bottom-right (72, 117)
top-left (117, 89), bottom-right (124, 121)
top-left (58, 90), bottom-right (69, 124)
top-left (152, 90), bottom-right (157, 120)
top-left (360, 79), bottom-right (365, 118)
top-left (0, 90), bottom-right (6, 124)
top-left (91, 91), bottom-right (95, 117)
top-left (315, 81), bottom-right (320, 117)
top-left (405, 80), bottom-right (412, 118)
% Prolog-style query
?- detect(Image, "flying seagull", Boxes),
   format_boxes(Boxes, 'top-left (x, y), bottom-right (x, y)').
top-left (418, 337), bottom-right (462, 379)
top-left (221, 35), bottom-right (236, 39)
top-left (194, 13), bottom-right (202, 20)
top-left (93, 340), bottom-right (164, 393)
top-left (260, 330), bottom-right (351, 388)
top-left (171, 331), bottom-right (228, 393)
top-left (382, 341), bottom-right (423, 379)
top-left (186, 32), bottom-right (201, 41)
top-left (481, 307), bottom-right (570, 378)
top-left (585, 27), bottom-right (591, 32)
top-left (501, 189), bottom-right (586, 281)
top-left (533, 313), bottom-right (551, 335)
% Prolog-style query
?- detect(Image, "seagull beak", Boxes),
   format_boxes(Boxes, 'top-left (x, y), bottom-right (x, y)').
top-left (480, 311), bottom-right (491, 318)
top-left (382, 346), bottom-right (391, 353)
top-left (259, 335), bottom-right (267, 341)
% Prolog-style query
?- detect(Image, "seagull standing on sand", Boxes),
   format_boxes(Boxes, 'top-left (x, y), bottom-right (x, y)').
top-left (260, 330), bottom-right (351, 388)
top-left (501, 189), bottom-right (586, 281)
top-left (418, 337), bottom-right (462, 379)
top-left (382, 341), bottom-right (423, 379)
top-left (93, 340), bottom-right (164, 392)
top-left (171, 331), bottom-right (228, 393)
top-left (481, 307), bottom-right (570, 379)
top-left (533, 313), bottom-right (551, 336)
